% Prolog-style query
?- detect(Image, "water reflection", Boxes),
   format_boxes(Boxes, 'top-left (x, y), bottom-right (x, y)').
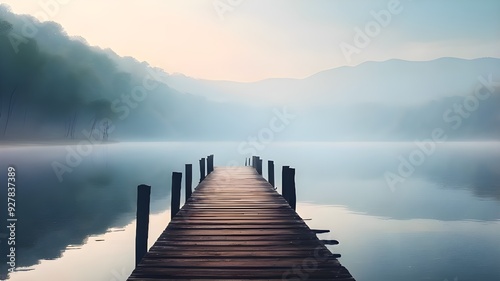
top-left (298, 203), bottom-right (500, 281)
top-left (258, 142), bottom-right (500, 221)
top-left (0, 143), bottom-right (184, 279)
top-left (6, 209), bottom-right (170, 281)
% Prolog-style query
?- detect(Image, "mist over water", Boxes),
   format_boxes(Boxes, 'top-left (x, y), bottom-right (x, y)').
top-left (1, 6), bottom-right (500, 144)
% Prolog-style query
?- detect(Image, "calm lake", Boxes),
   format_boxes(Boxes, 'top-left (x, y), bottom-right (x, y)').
top-left (1, 142), bottom-right (499, 281)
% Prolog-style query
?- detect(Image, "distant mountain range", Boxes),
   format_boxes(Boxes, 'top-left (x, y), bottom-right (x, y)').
top-left (163, 57), bottom-right (500, 107)
top-left (1, 5), bottom-right (499, 142)
top-left (160, 57), bottom-right (500, 141)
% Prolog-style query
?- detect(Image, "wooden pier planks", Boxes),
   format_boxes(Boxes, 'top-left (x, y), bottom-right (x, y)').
top-left (127, 166), bottom-right (355, 280)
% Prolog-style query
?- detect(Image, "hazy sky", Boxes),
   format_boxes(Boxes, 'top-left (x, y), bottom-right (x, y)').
top-left (1, 0), bottom-right (499, 82)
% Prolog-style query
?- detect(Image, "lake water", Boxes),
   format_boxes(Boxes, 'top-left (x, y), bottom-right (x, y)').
top-left (1, 142), bottom-right (499, 281)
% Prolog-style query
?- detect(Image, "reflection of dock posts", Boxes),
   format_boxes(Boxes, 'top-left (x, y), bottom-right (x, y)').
top-left (135, 184), bottom-right (151, 267)
top-left (207, 154), bottom-right (214, 174)
top-left (257, 157), bottom-right (263, 175)
top-left (268, 160), bottom-right (275, 188)
top-left (185, 164), bottom-right (192, 200)
top-left (199, 158), bottom-right (205, 182)
top-left (171, 172), bottom-right (182, 219)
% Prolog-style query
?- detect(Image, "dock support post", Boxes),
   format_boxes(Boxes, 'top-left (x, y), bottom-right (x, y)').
top-left (199, 158), bottom-right (205, 182)
top-left (289, 168), bottom-right (296, 211)
top-left (257, 157), bottom-right (263, 175)
top-left (135, 184), bottom-right (151, 267)
top-left (171, 172), bottom-right (182, 219)
top-left (282, 166), bottom-right (290, 203)
top-left (185, 164), bottom-right (192, 201)
top-left (268, 160), bottom-right (274, 187)
top-left (207, 154), bottom-right (214, 174)
top-left (282, 166), bottom-right (296, 210)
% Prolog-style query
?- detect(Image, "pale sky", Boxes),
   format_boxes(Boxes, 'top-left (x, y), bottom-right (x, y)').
top-left (1, 0), bottom-right (500, 82)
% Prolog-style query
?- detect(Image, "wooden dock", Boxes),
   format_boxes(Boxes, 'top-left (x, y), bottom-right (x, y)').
top-left (127, 166), bottom-right (355, 280)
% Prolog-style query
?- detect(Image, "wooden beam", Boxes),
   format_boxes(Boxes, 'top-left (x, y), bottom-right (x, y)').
top-left (185, 164), bottom-right (192, 201)
top-left (171, 172), bottom-right (182, 218)
top-left (268, 160), bottom-right (275, 188)
top-left (199, 158), bottom-right (206, 182)
top-left (135, 184), bottom-right (151, 266)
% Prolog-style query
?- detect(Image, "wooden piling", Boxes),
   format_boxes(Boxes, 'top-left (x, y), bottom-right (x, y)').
top-left (282, 166), bottom-right (290, 203)
top-left (185, 164), bottom-right (192, 201)
top-left (257, 157), bottom-right (263, 175)
top-left (268, 160), bottom-right (275, 187)
top-left (199, 158), bottom-right (206, 182)
top-left (135, 184), bottom-right (151, 266)
top-left (171, 172), bottom-right (182, 219)
top-left (207, 154), bottom-right (214, 174)
top-left (206, 155), bottom-right (210, 174)
top-left (288, 167), bottom-right (296, 211)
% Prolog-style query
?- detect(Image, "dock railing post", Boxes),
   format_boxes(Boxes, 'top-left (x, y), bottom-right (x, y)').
top-left (135, 184), bottom-right (151, 267)
top-left (206, 155), bottom-right (210, 174)
top-left (282, 166), bottom-right (290, 203)
top-left (185, 164), bottom-right (192, 201)
top-left (171, 172), bottom-right (182, 219)
top-left (289, 168), bottom-right (296, 211)
top-left (268, 160), bottom-right (275, 188)
top-left (199, 158), bottom-right (206, 182)
top-left (207, 154), bottom-right (214, 174)
top-left (257, 157), bottom-right (263, 175)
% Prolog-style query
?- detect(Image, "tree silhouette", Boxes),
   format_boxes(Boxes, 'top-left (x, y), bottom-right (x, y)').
top-left (87, 99), bottom-right (113, 141)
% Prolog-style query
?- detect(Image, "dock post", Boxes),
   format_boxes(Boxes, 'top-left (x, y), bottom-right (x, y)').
top-left (135, 184), bottom-right (151, 267)
top-left (257, 158), bottom-right (263, 175)
top-left (207, 154), bottom-right (214, 174)
top-left (251, 156), bottom-right (256, 169)
top-left (199, 158), bottom-right (206, 182)
top-left (268, 160), bottom-right (275, 187)
top-left (185, 164), bottom-right (192, 201)
top-left (171, 172), bottom-right (182, 219)
top-left (282, 166), bottom-right (290, 203)
top-left (289, 168), bottom-right (296, 211)
top-left (245, 158), bottom-right (247, 166)
top-left (212, 154), bottom-right (214, 172)
top-left (206, 155), bottom-right (210, 174)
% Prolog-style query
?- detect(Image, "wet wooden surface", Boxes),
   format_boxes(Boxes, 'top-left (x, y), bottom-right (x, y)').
top-left (127, 166), bottom-right (355, 280)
